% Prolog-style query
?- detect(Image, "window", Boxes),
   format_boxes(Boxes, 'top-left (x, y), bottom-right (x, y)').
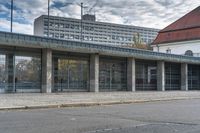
top-left (74, 35), bottom-right (79, 40)
top-left (60, 24), bottom-right (64, 28)
top-left (185, 50), bottom-right (193, 56)
top-left (49, 22), bottom-right (54, 27)
top-left (70, 25), bottom-right (74, 29)
top-left (49, 33), bottom-right (54, 37)
top-left (55, 23), bottom-right (59, 28)
top-left (60, 34), bottom-right (64, 39)
top-left (55, 34), bottom-right (59, 38)
top-left (166, 48), bottom-right (171, 54)
top-left (44, 22), bottom-right (48, 26)
top-left (65, 24), bottom-right (69, 28)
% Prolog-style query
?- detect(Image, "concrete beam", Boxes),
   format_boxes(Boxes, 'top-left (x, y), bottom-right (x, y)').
top-left (157, 61), bottom-right (165, 91)
top-left (1, 31), bottom-right (200, 64)
top-left (127, 57), bottom-right (135, 91)
top-left (42, 49), bottom-right (52, 93)
top-left (181, 63), bottom-right (188, 91)
top-left (90, 54), bottom-right (99, 92)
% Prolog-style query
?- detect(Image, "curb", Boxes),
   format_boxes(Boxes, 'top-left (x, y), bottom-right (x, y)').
top-left (0, 97), bottom-right (199, 111)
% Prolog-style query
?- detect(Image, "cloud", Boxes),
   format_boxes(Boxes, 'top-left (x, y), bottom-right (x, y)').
top-left (0, 0), bottom-right (199, 35)
top-left (0, 19), bottom-right (32, 34)
top-left (0, 4), bottom-right (9, 14)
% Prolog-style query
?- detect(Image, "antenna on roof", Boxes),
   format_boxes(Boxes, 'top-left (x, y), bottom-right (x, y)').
top-left (85, 0), bottom-right (99, 15)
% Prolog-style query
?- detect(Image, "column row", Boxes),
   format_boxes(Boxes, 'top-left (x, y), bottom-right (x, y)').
top-left (35, 49), bottom-right (197, 93)
top-left (0, 48), bottom-right (196, 93)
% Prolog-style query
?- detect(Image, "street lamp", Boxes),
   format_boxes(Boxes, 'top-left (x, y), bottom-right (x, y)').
top-left (80, 3), bottom-right (83, 41)
top-left (47, 0), bottom-right (50, 37)
top-left (11, 0), bottom-right (13, 32)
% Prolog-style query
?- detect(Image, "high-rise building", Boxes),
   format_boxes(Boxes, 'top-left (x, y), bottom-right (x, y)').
top-left (34, 14), bottom-right (159, 46)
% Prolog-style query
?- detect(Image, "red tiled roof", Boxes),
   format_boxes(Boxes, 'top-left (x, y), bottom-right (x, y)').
top-left (152, 6), bottom-right (200, 45)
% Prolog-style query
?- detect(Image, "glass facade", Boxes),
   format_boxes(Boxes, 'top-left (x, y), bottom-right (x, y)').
top-left (188, 65), bottom-right (200, 90)
top-left (99, 56), bottom-right (127, 91)
top-left (165, 63), bottom-right (181, 90)
top-left (53, 53), bottom-right (89, 92)
top-left (0, 47), bottom-right (41, 93)
top-left (15, 56), bottom-right (41, 92)
top-left (135, 60), bottom-right (157, 91)
top-left (1, 46), bottom-right (200, 93)
top-left (0, 54), bottom-right (6, 93)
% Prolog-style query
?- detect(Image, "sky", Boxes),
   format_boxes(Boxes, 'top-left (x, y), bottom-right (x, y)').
top-left (0, 0), bottom-right (199, 35)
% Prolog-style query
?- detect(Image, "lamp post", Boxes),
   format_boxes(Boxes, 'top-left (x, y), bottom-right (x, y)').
top-left (11, 0), bottom-right (13, 32)
top-left (47, 0), bottom-right (50, 37)
top-left (80, 2), bottom-right (83, 42)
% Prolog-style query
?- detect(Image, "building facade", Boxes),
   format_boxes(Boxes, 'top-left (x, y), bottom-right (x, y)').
top-left (34, 15), bottom-right (159, 46)
top-left (0, 31), bottom-right (200, 93)
top-left (152, 6), bottom-right (200, 57)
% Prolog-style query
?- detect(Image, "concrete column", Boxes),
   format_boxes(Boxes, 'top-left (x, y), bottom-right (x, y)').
top-left (90, 54), bottom-right (99, 92)
top-left (5, 54), bottom-right (14, 92)
top-left (42, 49), bottom-right (52, 93)
top-left (181, 63), bottom-right (188, 91)
top-left (157, 61), bottom-right (165, 91)
top-left (127, 57), bottom-right (135, 91)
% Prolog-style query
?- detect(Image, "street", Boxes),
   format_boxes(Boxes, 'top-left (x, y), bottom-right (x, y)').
top-left (0, 99), bottom-right (200, 133)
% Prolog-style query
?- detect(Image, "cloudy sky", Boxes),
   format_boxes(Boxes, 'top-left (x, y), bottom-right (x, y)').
top-left (0, 0), bottom-right (199, 35)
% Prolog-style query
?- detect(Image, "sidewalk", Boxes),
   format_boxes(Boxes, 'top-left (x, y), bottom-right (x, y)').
top-left (1, 91), bottom-right (200, 110)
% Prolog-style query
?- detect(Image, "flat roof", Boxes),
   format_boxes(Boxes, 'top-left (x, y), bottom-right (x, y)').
top-left (36, 15), bottom-right (160, 31)
top-left (0, 31), bottom-right (199, 64)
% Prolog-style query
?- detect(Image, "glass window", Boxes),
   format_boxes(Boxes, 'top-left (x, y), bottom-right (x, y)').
top-left (0, 55), bottom-right (6, 93)
top-left (65, 24), bottom-right (69, 28)
top-left (188, 65), bottom-right (200, 90)
top-left (135, 60), bottom-right (157, 91)
top-left (165, 63), bottom-right (181, 90)
top-left (55, 23), bottom-right (59, 28)
top-left (99, 57), bottom-right (127, 91)
top-left (53, 56), bottom-right (89, 92)
top-left (15, 56), bottom-right (41, 92)
top-left (60, 34), bottom-right (64, 39)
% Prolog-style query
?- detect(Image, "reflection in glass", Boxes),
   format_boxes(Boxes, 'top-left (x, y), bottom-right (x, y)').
top-left (99, 58), bottom-right (127, 91)
top-left (0, 55), bottom-right (6, 93)
top-left (188, 65), bottom-right (200, 90)
top-left (136, 60), bottom-right (157, 91)
top-left (165, 63), bottom-right (181, 90)
top-left (15, 56), bottom-right (41, 92)
top-left (54, 58), bottom-right (89, 92)
top-left (0, 53), bottom-right (41, 93)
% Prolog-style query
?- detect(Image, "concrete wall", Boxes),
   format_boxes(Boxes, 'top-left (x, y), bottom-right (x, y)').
top-left (34, 16), bottom-right (44, 36)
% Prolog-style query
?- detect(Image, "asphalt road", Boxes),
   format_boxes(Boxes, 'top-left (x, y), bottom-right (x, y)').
top-left (0, 99), bottom-right (200, 133)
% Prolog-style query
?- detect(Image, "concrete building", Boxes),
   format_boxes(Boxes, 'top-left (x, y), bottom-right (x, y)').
top-left (0, 31), bottom-right (200, 93)
top-left (34, 14), bottom-right (159, 46)
top-left (152, 6), bottom-right (200, 57)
